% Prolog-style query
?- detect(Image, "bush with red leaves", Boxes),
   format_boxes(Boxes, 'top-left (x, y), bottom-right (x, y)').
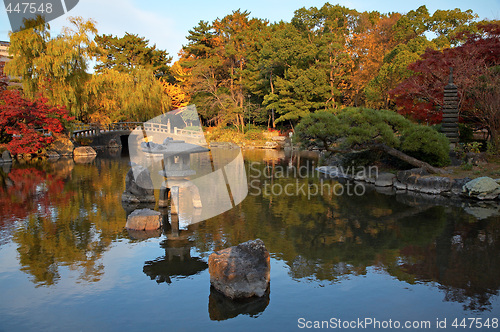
top-left (0, 90), bottom-right (73, 155)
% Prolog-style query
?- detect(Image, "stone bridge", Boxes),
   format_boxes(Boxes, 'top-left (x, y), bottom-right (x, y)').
top-left (72, 122), bottom-right (204, 148)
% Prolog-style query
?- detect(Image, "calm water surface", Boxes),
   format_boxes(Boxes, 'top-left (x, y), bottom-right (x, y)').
top-left (0, 148), bottom-right (499, 331)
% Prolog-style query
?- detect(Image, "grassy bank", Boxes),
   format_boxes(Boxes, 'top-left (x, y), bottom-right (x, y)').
top-left (204, 126), bottom-right (285, 147)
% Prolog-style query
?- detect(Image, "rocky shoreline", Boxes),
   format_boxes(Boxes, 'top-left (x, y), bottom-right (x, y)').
top-left (317, 166), bottom-right (500, 201)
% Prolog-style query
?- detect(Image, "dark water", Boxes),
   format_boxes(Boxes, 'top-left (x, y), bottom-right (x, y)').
top-left (1, 148), bottom-right (500, 331)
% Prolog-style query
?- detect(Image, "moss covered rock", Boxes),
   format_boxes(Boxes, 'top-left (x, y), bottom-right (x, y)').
top-left (463, 177), bottom-right (500, 200)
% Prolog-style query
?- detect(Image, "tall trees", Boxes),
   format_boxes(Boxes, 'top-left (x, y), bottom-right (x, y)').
top-left (5, 5), bottom-right (495, 137)
top-left (260, 22), bottom-right (330, 124)
top-left (391, 23), bottom-right (500, 146)
top-left (6, 17), bottom-right (175, 123)
top-left (181, 10), bottom-right (268, 129)
top-left (254, 4), bottom-right (360, 125)
top-left (5, 16), bottom-right (97, 120)
top-left (84, 68), bottom-right (170, 123)
top-left (180, 4), bottom-right (484, 128)
top-left (94, 33), bottom-right (171, 79)
top-left (348, 12), bottom-right (401, 107)
top-left (365, 6), bottom-right (478, 109)
top-left (365, 36), bottom-right (437, 109)
top-left (89, 32), bottom-right (174, 122)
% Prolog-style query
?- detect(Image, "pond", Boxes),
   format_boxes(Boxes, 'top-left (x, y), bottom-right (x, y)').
top-left (0, 148), bottom-right (500, 331)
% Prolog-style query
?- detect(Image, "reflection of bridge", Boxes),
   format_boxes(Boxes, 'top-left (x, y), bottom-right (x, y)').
top-left (72, 122), bottom-right (204, 147)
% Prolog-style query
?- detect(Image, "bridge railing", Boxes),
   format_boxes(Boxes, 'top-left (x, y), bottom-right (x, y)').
top-left (142, 122), bottom-right (171, 134)
top-left (71, 122), bottom-right (204, 139)
top-left (107, 122), bottom-right (143, 132)
top-left (174, 127), bottom-right (204, 137)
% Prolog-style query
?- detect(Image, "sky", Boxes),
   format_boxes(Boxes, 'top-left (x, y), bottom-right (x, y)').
top-left (1, 0), bottom-right (499, 61)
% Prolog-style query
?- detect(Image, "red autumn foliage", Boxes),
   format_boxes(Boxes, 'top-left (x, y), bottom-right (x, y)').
top-left (0, 90), bottom-right (73, 155)
top-left (390, 23), bottom-right (500, 124)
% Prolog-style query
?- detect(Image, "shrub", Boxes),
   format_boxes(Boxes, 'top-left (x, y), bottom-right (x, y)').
top-left (244, 129), bottom-right (265, 141)
top-left (296, 107), bottom-right (451, 167)
top-left (0, 90), bottom-right (72, 155)
top-left (205, 127), bottom-right (245, 143)
top-left (400, 125), bottom-right (451, 167)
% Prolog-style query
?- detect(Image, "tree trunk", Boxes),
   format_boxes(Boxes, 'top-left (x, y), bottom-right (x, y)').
top-left (371, 143), bottom-right (446, 174)
top-left (240, 114), bottom-right (245, 134)
top-left (270, 71), bottom-right (275, 129)
top-left (324, 143), bottom-right (447, 174)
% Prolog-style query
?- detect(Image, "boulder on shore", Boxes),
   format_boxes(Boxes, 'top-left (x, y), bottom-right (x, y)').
top-left (125, 208), bottom-right (162, 231)
top-left (374, 172), bottom-right (396, 187)
top-left (209, 239), bottom-right (270, 299)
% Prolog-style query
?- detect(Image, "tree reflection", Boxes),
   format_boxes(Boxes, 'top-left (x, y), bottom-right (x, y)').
top-left (397, 212), bottom-right (500, 311)
top-left (190, 150), bottom-right (500, 311)
top-left (2, 150), bottom-right (500, 311)
top-left (0, 161), bottom-right (74, 222)
top-left (1, 158), bottom-right (130, 286)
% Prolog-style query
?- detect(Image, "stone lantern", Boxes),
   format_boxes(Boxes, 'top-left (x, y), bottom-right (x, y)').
top-left (141, 137), bottom-right (210, 214)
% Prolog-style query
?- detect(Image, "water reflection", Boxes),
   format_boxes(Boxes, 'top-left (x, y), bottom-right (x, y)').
top-left (142, 240), bottom-right (208, 284)
top-left (0, 149), bottom-right (499, 314)
top-left (208, 287), bottom-right (270, 321)
top-left (0, 157), bottom-right (130, 285)
top-left (395, 212), bottom-right (500, 311)
top-left (143, 214), bottom-right (208, 284)
top-left (193, 149), bottom-right (500, 311)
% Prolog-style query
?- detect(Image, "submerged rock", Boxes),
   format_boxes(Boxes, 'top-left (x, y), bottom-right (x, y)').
top-left (208, 286), bottom-right (270, 321)
top-left (46, 150), bottom-right (60, 159)
top-left (74, 155), bottom-right (96, 164)
top-left (209, 239), bottom-right (270, 299)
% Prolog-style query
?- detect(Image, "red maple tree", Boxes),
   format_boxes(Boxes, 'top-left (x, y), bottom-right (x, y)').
top-left (390, 23), bottom-right (500, 126)
top-left (0, 90), bottom-right (73, 155)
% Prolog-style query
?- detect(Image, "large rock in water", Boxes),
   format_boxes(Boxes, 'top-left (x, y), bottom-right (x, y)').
top-left (125, 208), bottom-right (162, 231)
top-left (48, 136), bottom-right (74, 156)
top-left (1, 150), bottom-right (12, 163)
top-left (122, 166), bottom-right (156, 203)
top-left (209, 239), bottom-right (270, 299)
top-left (463, 177), bottom-right (500, 200)
top-left (73, 146), bottom-right (97, 157)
